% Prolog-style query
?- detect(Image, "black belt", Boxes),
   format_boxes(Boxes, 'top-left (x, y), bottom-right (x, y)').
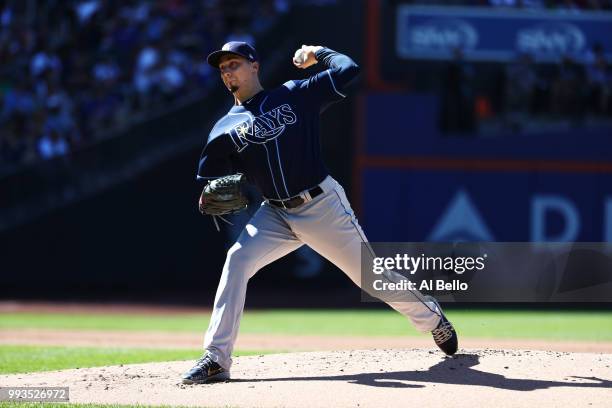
top-left (267, 186), bottom-right (323, 209)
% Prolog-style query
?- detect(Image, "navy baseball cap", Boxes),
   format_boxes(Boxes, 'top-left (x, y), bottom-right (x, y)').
top-left (207, 41), bottom-right (259, 68)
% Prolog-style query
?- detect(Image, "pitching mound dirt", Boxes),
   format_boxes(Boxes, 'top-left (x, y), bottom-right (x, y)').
top-left (2, 349), bottom-right (611, 407)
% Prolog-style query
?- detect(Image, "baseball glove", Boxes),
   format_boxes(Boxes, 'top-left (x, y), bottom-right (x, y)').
top-left (199, 173), bottom-right (249, 216)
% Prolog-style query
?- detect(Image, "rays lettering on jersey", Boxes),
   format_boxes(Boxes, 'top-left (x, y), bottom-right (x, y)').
top-left (229, 104), bottom-right (297, 152)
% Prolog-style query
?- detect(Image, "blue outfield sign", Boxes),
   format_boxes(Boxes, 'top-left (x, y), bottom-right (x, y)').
top-left (396, 5), bottom-right (612, 62)
top-left (361, 169), bottom-right (612, 242)
top-left (357, 92), bottom-right (612, 243)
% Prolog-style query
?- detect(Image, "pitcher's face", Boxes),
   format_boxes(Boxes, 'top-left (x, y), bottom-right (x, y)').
top-left (218, 55), bottom-right (259, 93)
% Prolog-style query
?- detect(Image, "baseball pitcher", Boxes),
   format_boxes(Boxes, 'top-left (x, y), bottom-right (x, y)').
top-left (183, 41), bottom-right (458, 384)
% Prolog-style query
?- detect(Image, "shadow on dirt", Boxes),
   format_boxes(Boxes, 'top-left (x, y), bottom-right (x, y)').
top-left (231, 353), bottom-right (612, 391)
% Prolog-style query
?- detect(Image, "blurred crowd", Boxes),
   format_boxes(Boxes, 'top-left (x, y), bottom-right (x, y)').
top-left (0, 0), bottom-right (287, 172)
top-left (410, 0), bottom-right (612, 9)
top-left (2, 0), bottom-right (610, 171)
top-left (440, 43), bottom-right (612, 133)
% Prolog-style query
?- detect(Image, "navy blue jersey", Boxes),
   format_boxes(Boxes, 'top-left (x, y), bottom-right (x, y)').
top-left (196, 48), bottom-right (360, 200)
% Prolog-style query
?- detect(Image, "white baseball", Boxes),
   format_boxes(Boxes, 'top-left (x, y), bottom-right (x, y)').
top-left (293, 49), bottom-right (307, 65)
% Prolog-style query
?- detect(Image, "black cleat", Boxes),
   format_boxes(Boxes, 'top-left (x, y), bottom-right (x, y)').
top-left (181, 353), bottom-right (230, 384)
top-left (427, 296), bottom-right (458, 356)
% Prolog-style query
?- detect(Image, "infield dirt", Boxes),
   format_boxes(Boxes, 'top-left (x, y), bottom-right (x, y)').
top-left (2, 349), bottom-right (611, 408)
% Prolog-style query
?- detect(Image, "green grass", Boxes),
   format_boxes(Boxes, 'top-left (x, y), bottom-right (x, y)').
top-left (0, 345), bottom-right (264, 375)
top-left (1, 310), bottom-right (611, 341)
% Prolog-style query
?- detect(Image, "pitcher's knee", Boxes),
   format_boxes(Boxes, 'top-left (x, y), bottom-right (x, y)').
top-left (223, 242), bottom-right (258, 282)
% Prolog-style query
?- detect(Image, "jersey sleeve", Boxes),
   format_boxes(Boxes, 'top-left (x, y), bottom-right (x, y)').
top-left (196, 137), bottom-right (235, 181)
top-left (285, 47), bottom-right (360, 110)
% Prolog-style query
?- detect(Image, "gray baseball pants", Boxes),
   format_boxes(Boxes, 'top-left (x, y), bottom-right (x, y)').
top-left (203, 175), bottom-right (442, 370)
